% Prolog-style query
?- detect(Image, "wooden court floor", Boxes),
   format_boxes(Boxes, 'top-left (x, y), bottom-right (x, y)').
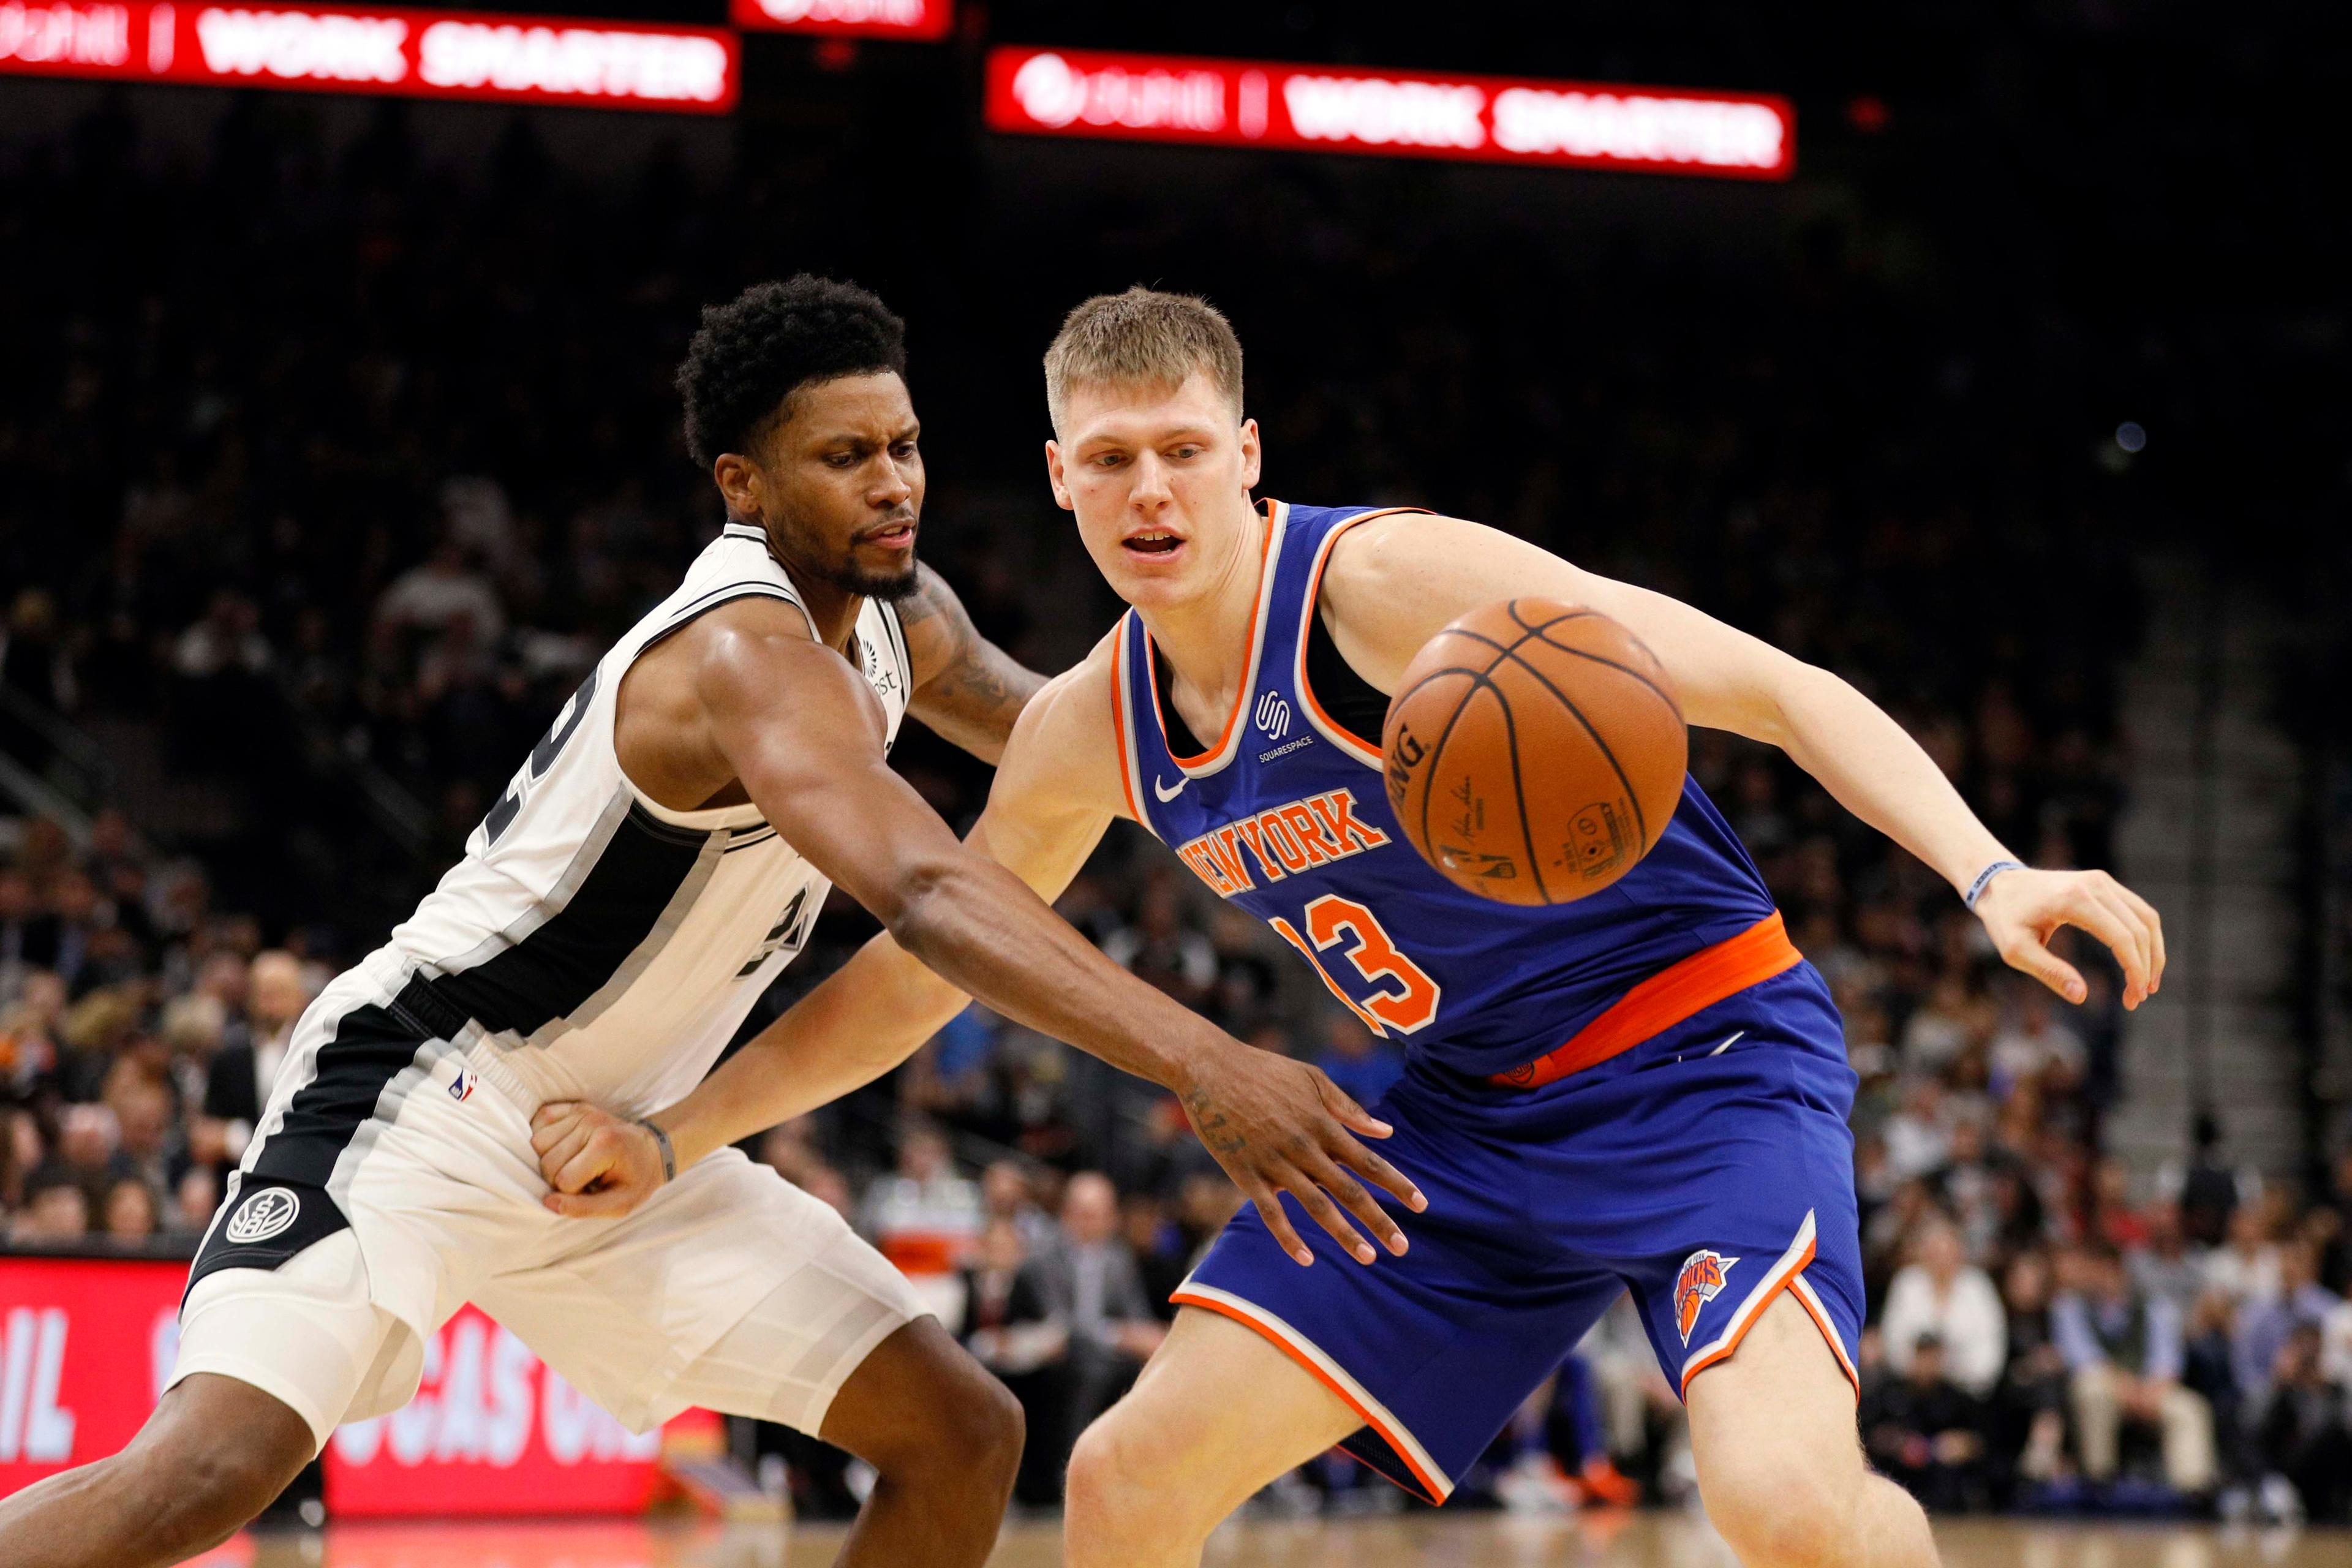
top-left (196, 1514), bottom-right (2352, 1567)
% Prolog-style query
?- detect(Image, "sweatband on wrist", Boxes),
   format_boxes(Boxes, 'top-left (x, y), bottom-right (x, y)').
top-left (1964, 859), bottom-right (2026, 911)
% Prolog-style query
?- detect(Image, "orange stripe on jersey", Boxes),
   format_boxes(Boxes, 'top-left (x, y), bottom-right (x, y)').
top-left (1678, 1235), bottom-right (1815, 1395)
top-left (1107, 628), bottom-right (1144, 824)
top-left (1170, 1287), bottom-right (1451, 1504)
top-left (1490, 910), bottom-right (1801, 1090)
top-left (1146, 501), bottom-right (1279, 771)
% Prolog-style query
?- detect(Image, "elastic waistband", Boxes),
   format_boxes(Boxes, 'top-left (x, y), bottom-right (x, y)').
top-left (1489, 911), bottom-right (1803, 1090)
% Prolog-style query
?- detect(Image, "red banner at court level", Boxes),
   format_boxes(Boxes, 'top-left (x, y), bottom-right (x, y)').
top-left (728, 0), bottom-right (950, 41)
top-left (0, 0), bottom-right (737, 112)
top-left (0, 1256), bottom-right (710, 1514)
top-left (984, 47), bottom-right (1794, 179)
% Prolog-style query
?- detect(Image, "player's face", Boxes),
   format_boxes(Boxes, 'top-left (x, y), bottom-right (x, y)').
top-left (1046, 371), bottom-right (1262, 611)
top-left (723, 371), bottom-right (924, 600)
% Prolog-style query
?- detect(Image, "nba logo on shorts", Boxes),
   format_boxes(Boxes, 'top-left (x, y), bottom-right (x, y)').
top-left (1674, 1248), bottom-right (1740, 1345)
top-left (225, 1187), bottom-right (301, 1245)
top-left (449, 1069), bottom-right (474, 1102)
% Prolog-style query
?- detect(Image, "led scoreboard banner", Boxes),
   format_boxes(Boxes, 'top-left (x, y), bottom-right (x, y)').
top-left (728, 0), bottom-right (951, 42)
top-left (986, 46), bottom-right (1793, 180)
top-left (0, 0), bottom-right (737, 111)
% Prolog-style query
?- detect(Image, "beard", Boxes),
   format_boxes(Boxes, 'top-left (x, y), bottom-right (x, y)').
top-left (813, 550), bottom-right (921, 601)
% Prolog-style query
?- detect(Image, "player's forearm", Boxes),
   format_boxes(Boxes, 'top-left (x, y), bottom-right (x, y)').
top-left (650, 933), bottom-right (967, 1168)
top-left (886, 854), bottom-right (1227, 1095)
top-left (1764, 663), bottom-right (2012, 894)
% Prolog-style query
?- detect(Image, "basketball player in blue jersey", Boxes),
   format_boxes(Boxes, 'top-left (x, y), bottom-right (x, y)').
top-left (548, 288), bottom-right (2163, 1566)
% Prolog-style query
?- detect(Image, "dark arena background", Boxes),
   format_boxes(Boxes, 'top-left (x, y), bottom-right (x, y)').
top-left (4, 2), bottom-right (2352, 1564)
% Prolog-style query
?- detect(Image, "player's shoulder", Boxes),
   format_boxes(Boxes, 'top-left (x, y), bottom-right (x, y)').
top-left (995, 626), bottom-right (1129, 815)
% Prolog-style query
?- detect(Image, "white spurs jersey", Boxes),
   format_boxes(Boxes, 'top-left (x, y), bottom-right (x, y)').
top-left (334, 520), bottom-right (910, 1121)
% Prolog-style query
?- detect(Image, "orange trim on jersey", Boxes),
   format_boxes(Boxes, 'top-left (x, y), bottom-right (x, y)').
top-left (1170, 1287), bottom-right (1451, 1504)
top-left (1790, 1273), bottom-right (1863, 1399)
top-left (1144, 500), bottom-right (1280, 771)
top-left (1107, 627), bottom-right (1144, 824)
top-left (1679, 1234), bottom-right (1814, 1393)
top-left (1489, 911), bottom-right (1802, 1090)
top-left (1294, 506), bottom-right (1432, 769)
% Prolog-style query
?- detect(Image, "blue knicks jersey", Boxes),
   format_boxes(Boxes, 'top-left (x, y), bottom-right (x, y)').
top-left (1113, 500), bottom-right (1783, 1080)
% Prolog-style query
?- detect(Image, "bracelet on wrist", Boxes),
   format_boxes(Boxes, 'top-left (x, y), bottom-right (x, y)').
top-left (1964, 859), bottom-right (2026, 912)
top-left (636, 1118), bottom-right (677, 1184)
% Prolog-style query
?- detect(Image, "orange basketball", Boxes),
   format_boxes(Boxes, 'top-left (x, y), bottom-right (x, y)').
top-left (1382, 598), bottom-right (1687, 906)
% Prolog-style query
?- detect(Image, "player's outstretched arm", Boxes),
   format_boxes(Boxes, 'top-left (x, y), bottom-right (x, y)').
top-left (538, 633), bottom-right (1426, 1264)
top-left (1323, 511), bottom-right (2165, 1011)
top-left (894, 562), bottom-right (1047, 764)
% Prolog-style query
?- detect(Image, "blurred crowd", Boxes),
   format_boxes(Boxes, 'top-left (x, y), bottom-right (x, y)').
top-left (4, 81), bottom-right (2346, 1525)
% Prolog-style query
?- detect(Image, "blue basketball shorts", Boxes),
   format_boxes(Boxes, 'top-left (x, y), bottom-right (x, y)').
top-left (1174, 964), bottom-right (1864, 1503)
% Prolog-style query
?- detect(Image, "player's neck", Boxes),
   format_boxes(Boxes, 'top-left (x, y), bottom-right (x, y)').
top-left (785, 570), bottom-right (865, 652)
top-left (1130, 499), bottom-right (1268, 720)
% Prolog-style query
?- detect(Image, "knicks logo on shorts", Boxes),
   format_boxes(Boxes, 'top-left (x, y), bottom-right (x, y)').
top-left (224, 1186), bottom-right (301, 1245)
top-left (1674, 1248), bottom-right (1741, 1345)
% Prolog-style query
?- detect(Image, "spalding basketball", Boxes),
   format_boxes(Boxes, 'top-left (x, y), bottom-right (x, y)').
top-left (1382, 599), bottom-right (1687, 906)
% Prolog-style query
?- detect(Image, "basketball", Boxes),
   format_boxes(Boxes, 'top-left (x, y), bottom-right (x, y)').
top-left (1381, 599), bottom-right (1688, 906)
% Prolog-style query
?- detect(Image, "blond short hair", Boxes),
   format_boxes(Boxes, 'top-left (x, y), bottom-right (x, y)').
top-left (1042, 286), bottom-right (1244, 435)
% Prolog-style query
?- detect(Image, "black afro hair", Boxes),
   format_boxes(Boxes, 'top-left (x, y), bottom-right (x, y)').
top-left (676, 276), bottom-right (908, 469)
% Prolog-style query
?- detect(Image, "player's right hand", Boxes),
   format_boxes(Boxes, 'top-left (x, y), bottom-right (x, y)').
top-left (1177, 1045), bottom-right (1428, 1268)
top-left (530, 1101), bottom-right (666, 1218)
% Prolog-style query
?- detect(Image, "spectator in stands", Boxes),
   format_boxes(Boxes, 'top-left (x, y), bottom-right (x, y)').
top-left (101, 1175), bottom-right (159, 1245)
top-left (1101, 878), bottom-right (1216, 1011)
top-left (2132, 1202), bottom-right (2204, 1316)
top-left (1035, 1170), bottom-right (1166, 1433)
top-left (1864, 1333), bottom-right (1990, 1512)
top-left (2252, 1323), bottom-right (2351, 1523)
top-left (201, 949), bottom-right (310, 1159)
top-left (2176, 1112), bottom-right (2242, 1250)
top-left (1881, 1216), bottom-right (2008, 1398)
top-left (1988, 984), bottom-right (2086, 1105)
top-left (1995, 1250), bottom-right (2070, 1489)
top-left (956, 1216), bottom-right (1069, 1506)
top-left (2054, 1243), bottom-right (2215, 1494)
top-left (981, 1157), bottom-right (1060, 1257)
top-left (2234, 1240), bottom-right (2343, 1401)
top-left (12, 1169), bottom-right (89, 1243)
top-left (859, 1119), bottom-right (982, 1323)
top-left (2206, 1203), bottom-right (2283, 1306)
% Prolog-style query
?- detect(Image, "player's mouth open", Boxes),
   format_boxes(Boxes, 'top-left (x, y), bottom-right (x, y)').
top-left (1124, 531), bottom-right (1184, 557)
top-left (864, 522), bottom-right (917, 549)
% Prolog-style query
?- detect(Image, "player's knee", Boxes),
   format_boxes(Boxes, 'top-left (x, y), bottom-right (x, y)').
top-left (944, 1371), bottom-right (1024, 1487)
top-left (124, 1433), bottom-right (299, 1552)
top-left (1066, 1414), bottom-right (1204, 1541)
top-left (1702, 1452), bottom-right (1860, 1568)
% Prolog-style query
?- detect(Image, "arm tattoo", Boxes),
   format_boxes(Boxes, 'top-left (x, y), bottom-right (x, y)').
top-left (900, 565), bottom-right (1046, 757)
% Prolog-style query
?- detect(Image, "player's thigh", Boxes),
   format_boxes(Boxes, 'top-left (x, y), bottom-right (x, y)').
top-left (489, 1152), bottom-right (925, 1436)
top-left (1685, 1291), bottom-right (1867, 1532)
top-left (1071, 1305), bottom-right (1360, 1524)
top-left (172, 1231), bottom-right (417, 1454)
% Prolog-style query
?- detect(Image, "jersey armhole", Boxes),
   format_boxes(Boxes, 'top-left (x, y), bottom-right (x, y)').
top-left (1297, 508), bottom-right (1430, 765)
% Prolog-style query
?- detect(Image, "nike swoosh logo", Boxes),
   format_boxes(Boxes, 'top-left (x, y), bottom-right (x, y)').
top-left (1153, 774), bottom-right (1189, 802)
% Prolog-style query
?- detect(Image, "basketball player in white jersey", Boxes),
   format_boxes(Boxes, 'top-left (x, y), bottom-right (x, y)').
top-left (0, 278), bottom-right (1420, 1568)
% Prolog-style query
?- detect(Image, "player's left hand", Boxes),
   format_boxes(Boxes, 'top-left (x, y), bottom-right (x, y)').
top-left (530, 1101), bottom-right (666, 1218)
top-left (1972, 866), bottom-right (2165, 1010)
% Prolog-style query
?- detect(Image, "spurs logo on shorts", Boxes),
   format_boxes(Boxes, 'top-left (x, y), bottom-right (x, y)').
top-left (225, 1186), bottom-right (302, 1245)
top-left (1673, 1248), bottom-right (1740, 1345)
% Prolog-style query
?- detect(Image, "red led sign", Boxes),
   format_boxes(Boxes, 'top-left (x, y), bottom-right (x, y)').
top-left (728, 0), bottom-right (951, 40)
top-left (0, 0), bottom-right (738, 112)
top-left (984, 46), bottom-right (1793, 179)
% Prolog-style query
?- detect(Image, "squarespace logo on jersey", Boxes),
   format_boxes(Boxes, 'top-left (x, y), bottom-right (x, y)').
top-left (987, 46), bottom-right (1793, 179)
top-left (0, 0), bottom-right (738, 111)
